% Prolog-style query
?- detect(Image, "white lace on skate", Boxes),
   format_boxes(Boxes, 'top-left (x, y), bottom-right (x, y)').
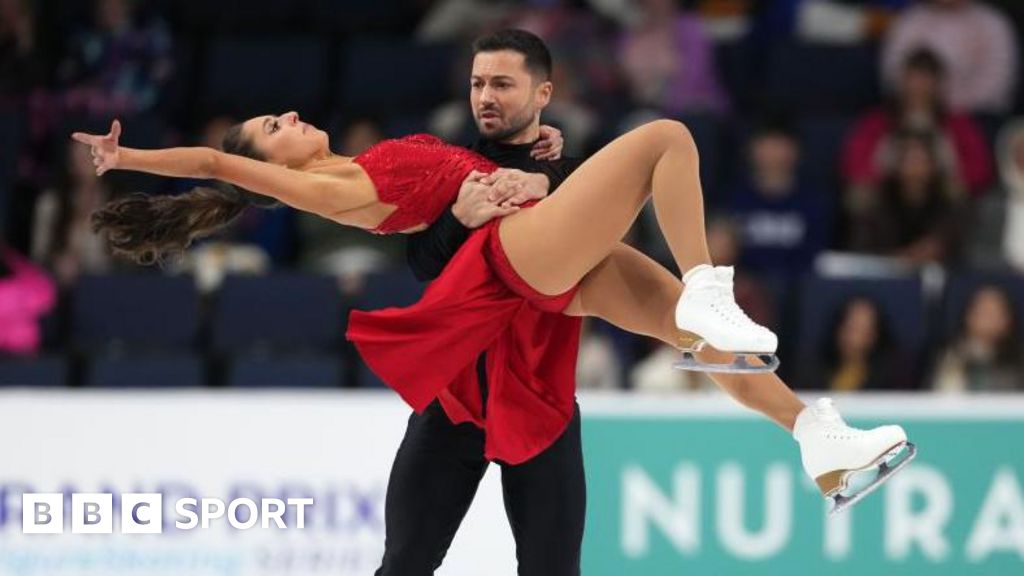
top-left (673, 266), bottom-right (779, 373)
top-left (704, 269), bottom-right (761, 329)
top-left (806, 398), bottom-right (854, 438)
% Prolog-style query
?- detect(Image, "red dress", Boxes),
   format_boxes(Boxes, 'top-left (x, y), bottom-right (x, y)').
top-left (347, 134), bottom-right (582, 465)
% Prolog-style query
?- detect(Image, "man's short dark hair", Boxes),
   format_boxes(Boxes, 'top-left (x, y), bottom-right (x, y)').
top-left (471, 29), bottom-right (552, 82)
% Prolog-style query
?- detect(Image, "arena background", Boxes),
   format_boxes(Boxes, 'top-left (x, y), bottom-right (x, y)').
top-left (1, 0), bottom-right (1024, 574)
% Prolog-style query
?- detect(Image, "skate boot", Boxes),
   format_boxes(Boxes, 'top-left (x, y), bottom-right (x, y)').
top-left (794, 398), bottom-right (917, 515)
top-left (673, 264), bottom-right (779, 373)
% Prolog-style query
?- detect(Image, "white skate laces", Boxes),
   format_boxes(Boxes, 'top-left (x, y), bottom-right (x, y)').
top-left (673, 265), bottom-right (779, 373)
top-left (794, 398), bottom-right (917, 515)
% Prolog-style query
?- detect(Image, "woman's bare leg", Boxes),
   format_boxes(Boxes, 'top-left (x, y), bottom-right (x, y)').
top-left (499, 120), bottom-right (709, 295)
top-left (565, 244), bottom-right (805, 431)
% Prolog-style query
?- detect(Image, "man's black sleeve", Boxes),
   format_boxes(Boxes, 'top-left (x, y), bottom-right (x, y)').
top-left (405, 207), bottom-right (471, 281)
top-left (535, 157), bottom-right (584, 190)
top-left (405, 155), bottom-right (584, 281)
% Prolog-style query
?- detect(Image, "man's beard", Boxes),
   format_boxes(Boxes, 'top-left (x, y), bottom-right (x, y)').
top-left (477, 106), bottom-right (536, 142)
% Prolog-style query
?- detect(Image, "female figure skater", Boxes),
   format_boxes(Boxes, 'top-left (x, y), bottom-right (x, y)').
top-left (73, 115), bottom-right (914, 513)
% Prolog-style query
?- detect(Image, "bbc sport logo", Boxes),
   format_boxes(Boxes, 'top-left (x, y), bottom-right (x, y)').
top-left (22, 493), bottom-right (314, 534)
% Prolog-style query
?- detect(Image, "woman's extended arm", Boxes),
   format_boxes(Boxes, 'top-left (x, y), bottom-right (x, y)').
top-left (73, 120), bottom-right (379, 218)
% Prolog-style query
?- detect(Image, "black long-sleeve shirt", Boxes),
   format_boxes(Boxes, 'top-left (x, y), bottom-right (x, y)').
top-left (406, 139), bottom-right (584, 281)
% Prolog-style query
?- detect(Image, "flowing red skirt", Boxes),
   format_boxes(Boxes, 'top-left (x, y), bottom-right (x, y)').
top-left (347, 220), bottom-right (581, 465)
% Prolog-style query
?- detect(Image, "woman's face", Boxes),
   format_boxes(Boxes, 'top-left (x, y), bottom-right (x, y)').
top-left (898, 139), bottom-right (935, 188)
top-left (965, 287), bottom-right (1013, 345)
top-left (837, 299), bottom-right (880, 357)
top-left (900, 67), bottom-right (940, 109)
top-left (241, 111), bottom-right (330, 168)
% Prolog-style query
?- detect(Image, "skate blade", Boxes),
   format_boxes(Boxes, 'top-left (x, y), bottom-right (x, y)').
top-left (672, 351), bottom-right (780, 374)
top-left (828, 442), bottom-right (918, 516)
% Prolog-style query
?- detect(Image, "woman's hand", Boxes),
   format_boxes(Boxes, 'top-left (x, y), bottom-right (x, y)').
top-left (532, 125), bottom-right (563, 160)
top-left (480, 168), bottom-right (550, 207)
top-left (452, 170), bottom-right (521, 228)
top-left (71, 119), bottom-right (122, 176)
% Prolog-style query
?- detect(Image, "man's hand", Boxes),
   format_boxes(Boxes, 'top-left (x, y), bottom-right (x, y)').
top-left (531, 125), bottom-right (563, 160)
top-left (451, 170), bottom-right (521, 228)
top-left (480, 168), bottom-right (550, 207)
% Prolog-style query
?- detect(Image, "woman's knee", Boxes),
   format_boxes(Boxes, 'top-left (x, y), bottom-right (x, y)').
top-left (642, 119), bottom-right (696, 153)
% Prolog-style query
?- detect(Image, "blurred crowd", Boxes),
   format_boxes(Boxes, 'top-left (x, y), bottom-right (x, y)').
top-left (1, 0), bottom-right (1024, 393)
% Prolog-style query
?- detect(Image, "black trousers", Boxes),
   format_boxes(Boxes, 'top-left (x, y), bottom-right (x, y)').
top-left (375, 400), bottom-right (586, 576)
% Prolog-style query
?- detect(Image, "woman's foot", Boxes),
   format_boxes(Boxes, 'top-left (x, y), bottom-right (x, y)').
top-left (794, 398), bottom-right (917, 514)
top-left (674, 265), bottom-right (778, 373)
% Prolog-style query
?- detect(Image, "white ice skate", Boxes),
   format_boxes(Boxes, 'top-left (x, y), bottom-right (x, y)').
top-left (673, 264), bottom-right (780, 373)
top-left (794, 398), bottom-right (917, 515)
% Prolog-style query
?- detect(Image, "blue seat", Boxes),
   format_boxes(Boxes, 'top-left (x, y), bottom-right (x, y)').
top-left (796, 275), bottom-right (927, 365)
top-left (355, 267), bottom-right (425, 311)
top-left (0, 357), bottom-right (68, 387)
top-left (940, 272), bottom-right (1024, 341)
top-left (337, 40), bottom-right (458, 113)
top-left (227, 356), bottom-right (343, 388)
top-left (170, 0), bottom-right (309, 32)
top-left (764, 42), bottom-right (880, 114)
top-left (72, 274), bottom-right (199, 352)
top-left (310, 0), bottom-right (415, 33)
top-left (202, 37), bottom-right (327, 118)
top-left (0, 109), bottom-right (22, 229)
top-left (0, 109), bottom-right (21, 190)
top-left (86, 354), bottom-right (204, 388)
top-left (212, 274), bottom-right (342, 353)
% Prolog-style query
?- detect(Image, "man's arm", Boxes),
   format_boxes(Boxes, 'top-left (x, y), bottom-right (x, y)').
top-left (406, 209), bottom-right (471, 281)
top-left (406, 148), bottom-right (584, 281)
top-left (406, 172), bottom-right (518, 281)
top-left (536, 157), bottom-right (584, 191)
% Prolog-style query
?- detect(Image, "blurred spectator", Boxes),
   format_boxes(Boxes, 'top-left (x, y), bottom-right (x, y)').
top-left (933, 284), bottom-right (1024, 392)
top-left (968, 119), bottom-right (1024, 270)
top-left (576, 319), bottom-right (623, 390)
top-left (0, 246), bottom-right (56, 356)
top-left (998, 121), bottom-right (1024, 270)
top-left (30, 141), bottom-right (113, 287)
top-left (617, 0), bottom-right (729, 116)
top-left (56, 0), bottom-right (175, 118)
top-left (795, 0), bottom-right (909, 44)
top-left (729, 119), bottom-right (826, 275)
top-left (297, 117), bottom-right (403, 294)
top-left (417, 0), bottom-right (517, 42)
top-left (0, 0), bottom-right (42, 103)
top-left (510, 3), bottom-right (617, 150)
top-left (748, 0), bottom-right (909, 45)
top-left (882, 0), bottom-right (1018, 114)
top-left (631, 342), bottom-right (715, 393)
top-left (843, 130), bottom-right (963, 265)
top-left (843, 48), bottom-right (992, 197)
top-left (805, 296), bottom-right (916, 390)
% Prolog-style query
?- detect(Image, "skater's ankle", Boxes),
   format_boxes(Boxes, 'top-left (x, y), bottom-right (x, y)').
top-left (682, 263), bottom-right (713, 283)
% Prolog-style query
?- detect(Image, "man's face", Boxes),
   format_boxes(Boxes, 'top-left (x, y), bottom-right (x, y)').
top-left (470, 50), bottom-right (551, 141)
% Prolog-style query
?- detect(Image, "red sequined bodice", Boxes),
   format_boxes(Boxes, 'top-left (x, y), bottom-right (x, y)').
top-left (352, 134), bottom-right (498, 234)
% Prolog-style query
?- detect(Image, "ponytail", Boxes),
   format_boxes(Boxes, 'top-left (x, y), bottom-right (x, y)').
top-left (91, 183), bottom-right (249, 265)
